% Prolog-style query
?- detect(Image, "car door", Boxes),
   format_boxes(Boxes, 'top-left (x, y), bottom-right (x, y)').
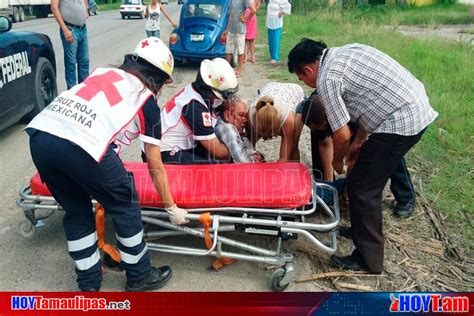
top-left (0, 31), bottom-right (29, 124)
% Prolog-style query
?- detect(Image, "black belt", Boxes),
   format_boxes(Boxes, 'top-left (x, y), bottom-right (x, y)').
top-left (65, 21), bottom-right (86, 29)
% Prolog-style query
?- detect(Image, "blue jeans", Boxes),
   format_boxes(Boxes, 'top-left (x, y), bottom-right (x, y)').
top-left (60, 26), bottom-right (90, 89)
top-left (316, 178), bottom-right (346, 206)
top-left (267, 28), bottom-right (282, 62)
top-left (146, 30), bottom-right (161, 38)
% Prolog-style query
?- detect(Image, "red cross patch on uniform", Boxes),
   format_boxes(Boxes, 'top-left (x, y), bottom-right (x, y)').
top-left (202, 112), bottom-right (212, 127)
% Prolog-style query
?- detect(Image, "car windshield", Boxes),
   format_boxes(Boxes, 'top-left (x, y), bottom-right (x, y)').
top-left (184, 3), bottom-right (222, 20)
top-left (123, 0), bottom-right (141, 4)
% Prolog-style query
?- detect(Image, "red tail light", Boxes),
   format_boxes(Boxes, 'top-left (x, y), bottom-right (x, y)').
top-left (169, 33), bottom-right (178, 45)
top-left (219, 32), bottom-right (227, 45)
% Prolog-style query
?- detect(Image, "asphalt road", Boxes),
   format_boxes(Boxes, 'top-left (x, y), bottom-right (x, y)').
top-left (0, 5), bottom-right (323, 292)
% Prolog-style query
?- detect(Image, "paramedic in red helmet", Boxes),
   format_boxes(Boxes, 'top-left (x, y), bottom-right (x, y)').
top-left (26, 38), bottom-right (187, 292)
top-left (160, 58), bottom-right (238, 164)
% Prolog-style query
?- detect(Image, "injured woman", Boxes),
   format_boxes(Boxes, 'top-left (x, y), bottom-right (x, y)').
top-left (214, 96), bottom-right (265, 163)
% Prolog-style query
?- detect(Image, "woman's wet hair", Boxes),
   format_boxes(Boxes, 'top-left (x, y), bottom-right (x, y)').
top-left (288, 38), bottom-right (327, 74)
top-left (254, 96), bottom-right (281, 139)
top-left (119, 54), bottom-right (170, 94)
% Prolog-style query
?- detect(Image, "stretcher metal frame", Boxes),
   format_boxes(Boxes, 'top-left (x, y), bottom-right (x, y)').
top-left (17, 181), bottom-right (340, 291)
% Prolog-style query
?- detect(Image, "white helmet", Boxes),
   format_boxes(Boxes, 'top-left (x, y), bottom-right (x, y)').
top-left (133, 37), bottom-right (174, 81)
top-left (200, 58), bottom-right (238, 99)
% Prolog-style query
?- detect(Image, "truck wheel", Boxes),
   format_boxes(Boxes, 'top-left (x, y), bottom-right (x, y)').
top-left (12, 7), bottom-right (20, 23)
top-left (26, 57), bottom-right (57, 121)
top-left (19, 6), bottom-right (25, 22)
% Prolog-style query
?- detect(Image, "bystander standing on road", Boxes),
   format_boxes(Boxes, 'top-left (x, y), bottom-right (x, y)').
top-left (51, 0), bottom-right (90, 89)
top-left (244, 0), bottom-right (261, 64)
top-left (145, 0), bottom-right (177, 38)
top-left (265, 0), bottom-right (291, 64)
top-left (224, 0), bottom-right (256, 78)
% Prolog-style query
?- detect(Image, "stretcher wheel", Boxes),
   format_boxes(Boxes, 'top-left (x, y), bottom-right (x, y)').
top-left (270, 268), bottom-right (289, 292)
top-left (19, 220), bottom-right (36, 238)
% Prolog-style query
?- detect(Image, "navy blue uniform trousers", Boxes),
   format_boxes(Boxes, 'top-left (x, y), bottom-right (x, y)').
top-left (29, 130), bottom-right (150, 290)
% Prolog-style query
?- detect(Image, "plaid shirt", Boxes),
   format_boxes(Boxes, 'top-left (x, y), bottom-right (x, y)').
top-left (214, 118), bottom-right (255, 163)
top-left (317, 44), bottom-right (438, 136)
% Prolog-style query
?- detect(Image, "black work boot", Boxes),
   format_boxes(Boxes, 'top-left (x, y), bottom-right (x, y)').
top-left (125, 266), bottom-right (172, 292)
top-left (103, 252), bottom-right (124, 271)
top-left (81, 287), bottom-right (101, 292)
top-left (393, 199), bottom-right (416, 219)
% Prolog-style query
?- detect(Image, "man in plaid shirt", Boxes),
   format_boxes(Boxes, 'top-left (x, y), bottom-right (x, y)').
top-left (288, 38), bottom-right (438, 274)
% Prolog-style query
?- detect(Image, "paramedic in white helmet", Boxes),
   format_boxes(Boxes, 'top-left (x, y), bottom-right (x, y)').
top-left (26, 37), bottom-right (187, 292)
top-left (160, 58), bottom-right (238, 164)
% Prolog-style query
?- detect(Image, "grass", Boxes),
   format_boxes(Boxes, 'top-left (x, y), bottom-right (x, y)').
top-left (459, 26), bottom-right (474, 34)
top-left (255, 4), bottom-right (474, 252)
top-left (97, 2), bottom-right (121, 11)
top-left (291, 2), bottom-right (473, 26)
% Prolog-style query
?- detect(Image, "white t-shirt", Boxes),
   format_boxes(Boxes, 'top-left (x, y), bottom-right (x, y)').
top-left (265, 0), bottom-right (291, 30)
top-left (250, 82), bottom-right (305, 128)
top-left (145, 3), bottom-right (161, 31)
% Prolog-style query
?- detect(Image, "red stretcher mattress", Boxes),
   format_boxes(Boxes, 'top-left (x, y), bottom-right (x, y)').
top-left (30, 162), bottom-right (312, 208)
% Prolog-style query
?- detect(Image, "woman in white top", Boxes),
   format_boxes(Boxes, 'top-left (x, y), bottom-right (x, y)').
top-left (145, 0), bottom-right (177, 38)
top-left (249, 82), bottom-right (305, 162)
top-left (265, 0), bottom-right (291, 63)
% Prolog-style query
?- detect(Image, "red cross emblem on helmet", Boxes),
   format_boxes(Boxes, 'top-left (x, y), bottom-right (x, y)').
top-left (141, 40), bottom-right (149, 48)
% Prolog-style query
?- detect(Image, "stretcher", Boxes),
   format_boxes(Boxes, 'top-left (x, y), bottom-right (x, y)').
top-left (17, 162), bottom-right (340, 291)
